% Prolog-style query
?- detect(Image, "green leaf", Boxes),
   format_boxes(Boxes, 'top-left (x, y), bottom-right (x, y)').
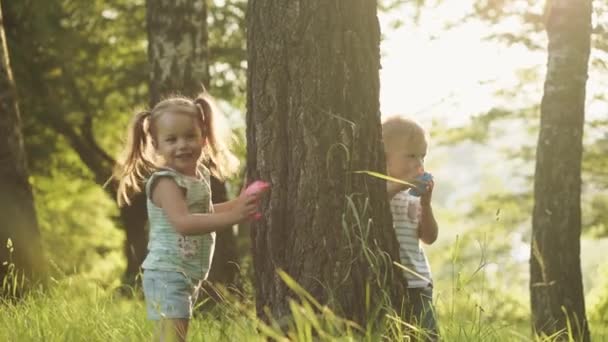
top-left (353, 170), bottom-right (416, 187)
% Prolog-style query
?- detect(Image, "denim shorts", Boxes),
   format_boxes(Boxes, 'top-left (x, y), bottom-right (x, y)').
top-left (142, 269), bottom-right (202, 320)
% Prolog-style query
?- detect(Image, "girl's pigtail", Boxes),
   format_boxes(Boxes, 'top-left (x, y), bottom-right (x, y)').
top-left (194, 96), bottom-right (216, 149)
top-left (115, 110), bottom-right (156, 206)
top-left (194, 94), bottom-right (239, 179)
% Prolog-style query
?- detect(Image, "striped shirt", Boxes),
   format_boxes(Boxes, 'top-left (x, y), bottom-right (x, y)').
top-left (142, 167), bottom-right (216, 280)
top-left (391, 190), bottom-right (432, 288)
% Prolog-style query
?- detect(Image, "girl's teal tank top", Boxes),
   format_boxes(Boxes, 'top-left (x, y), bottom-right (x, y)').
top-left (141, 167), bottom-right (215, 280)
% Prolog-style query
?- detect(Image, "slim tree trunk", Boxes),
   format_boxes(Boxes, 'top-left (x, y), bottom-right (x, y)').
top-left (0, 2), bottom-right (45, 297)
top-left (146, 0), bottom-right (209, 105)
top-left (530, 0), bottom-right (592, 340)
top-left (247, 0), bottom-right (407, 325)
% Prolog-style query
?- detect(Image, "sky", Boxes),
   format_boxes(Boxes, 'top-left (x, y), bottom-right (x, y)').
top-left (378, 2), bottom-right (546, 128)
top-left (378, 1), bottom-right (607, 127)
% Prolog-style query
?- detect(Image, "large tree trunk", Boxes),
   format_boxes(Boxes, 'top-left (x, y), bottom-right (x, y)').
top-left (146, 0), bottom-right (239, 290)
top-left (0, 2), bottom-right (45, 297)
top-left (530, 0), bottom-right (592, 340)
top-left (247, 0), bottom-right (407, 325)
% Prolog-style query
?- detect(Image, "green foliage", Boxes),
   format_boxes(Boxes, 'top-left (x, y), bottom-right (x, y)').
top-left (31, 161), bottom-right (123, 284)
top-left (588, 263), bottom-right (608, 325)
top-left (208, 0), bottom-right (247, 107)
top-left (3, 0), bottom-right (250, 289)
top-left (6, 0), bottom-right (248, 174)
top-left (4, 0), bottom-right (148, 178)
top-left (583, 194), bottom-right (608, 238)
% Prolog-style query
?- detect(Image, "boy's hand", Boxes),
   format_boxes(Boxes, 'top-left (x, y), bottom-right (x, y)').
top-left (420, 179), bottom-right (434, 207)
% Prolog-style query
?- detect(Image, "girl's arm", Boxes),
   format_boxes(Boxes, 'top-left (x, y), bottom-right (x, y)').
top-left (214, 182), bottom-right (250, 212)
top-left (213, 198), bottom-right (238, 213)
top-left (418, 180), bottom-right (438, 244)
top-left (152, 178), bottom-right (258, 235)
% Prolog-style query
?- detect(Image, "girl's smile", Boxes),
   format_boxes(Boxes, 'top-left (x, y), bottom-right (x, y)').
top-left (154, 112), bottom-right (205, 177)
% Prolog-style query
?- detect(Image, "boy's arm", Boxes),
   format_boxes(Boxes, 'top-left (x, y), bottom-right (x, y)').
top-left (419, 203), bottom-right (438, 244)
top-left (418, 180), bottom-right (438, 244)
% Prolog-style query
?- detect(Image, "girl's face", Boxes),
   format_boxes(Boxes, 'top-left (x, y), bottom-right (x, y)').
top-left (153, 112), bottom-right (205, 176)
top-left (386, 137), bottom-right (427, 181)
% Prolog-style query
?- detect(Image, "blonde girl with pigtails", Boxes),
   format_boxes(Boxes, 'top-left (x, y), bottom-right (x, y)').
top-left (114, 93), bottom-right (267, 342)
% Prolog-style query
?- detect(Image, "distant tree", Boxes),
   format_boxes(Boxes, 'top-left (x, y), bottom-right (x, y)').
top-left (247, 0), bottom-right (407, 325)
top-left (0, 1), bottom-right (45, 297)
top-left (530, 0), bottom-right (592, 340)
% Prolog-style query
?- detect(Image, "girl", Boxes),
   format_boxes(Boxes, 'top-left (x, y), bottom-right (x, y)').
top-left (114, 93), bottom-right (265, 341)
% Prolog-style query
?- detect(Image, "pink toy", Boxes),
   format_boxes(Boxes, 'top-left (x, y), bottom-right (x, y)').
top-left (244, 181), bottom-right (270, 220)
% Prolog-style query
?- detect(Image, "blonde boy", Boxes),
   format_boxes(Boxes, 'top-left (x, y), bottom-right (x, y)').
top-left (383, 117), bottom-right (439, 339)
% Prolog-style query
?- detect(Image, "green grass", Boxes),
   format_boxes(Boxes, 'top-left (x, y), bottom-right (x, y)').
top-left (2, 273), bottom-right (606, 341)
top-left (3, 215), bottom-right (607, 342)
top-left (2, 231), bottom-right (608, 341)
top-left (0, 276), bottom-right (265, 342)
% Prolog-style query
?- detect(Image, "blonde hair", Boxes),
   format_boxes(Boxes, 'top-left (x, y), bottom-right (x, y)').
top-left (382, 116), bottom-right (427, 153)
top-left (113, 93), bottom-right (238, 206)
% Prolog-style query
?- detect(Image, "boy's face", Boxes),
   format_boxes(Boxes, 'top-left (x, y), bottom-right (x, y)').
top-left (385, 136), bottom-right (427, 180)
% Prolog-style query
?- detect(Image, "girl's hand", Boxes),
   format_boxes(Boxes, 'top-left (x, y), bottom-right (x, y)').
top-left (233, 192), bottom-right (259, 222)
top-left (420, 179), bottom-right (434, 207)
top-left (235, 181), bottom-right (271, 221)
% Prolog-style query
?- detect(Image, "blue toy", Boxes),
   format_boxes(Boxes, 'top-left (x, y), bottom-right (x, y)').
top-left (409, 172), bottom-right (433, 197)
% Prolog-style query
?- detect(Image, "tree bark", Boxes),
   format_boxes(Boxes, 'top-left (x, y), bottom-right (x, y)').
top-left (146, 0), bottom-right (209, 105)
top-left (247, 0), bottom-right (407, 325)
top-left (530, 0), bottom-right (592, 340)
top-left (0, 2), bottom-right (45, 297)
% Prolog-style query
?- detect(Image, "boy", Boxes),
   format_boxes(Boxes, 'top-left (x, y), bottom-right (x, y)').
top-left (383, 117), bottom-right (439, 339)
